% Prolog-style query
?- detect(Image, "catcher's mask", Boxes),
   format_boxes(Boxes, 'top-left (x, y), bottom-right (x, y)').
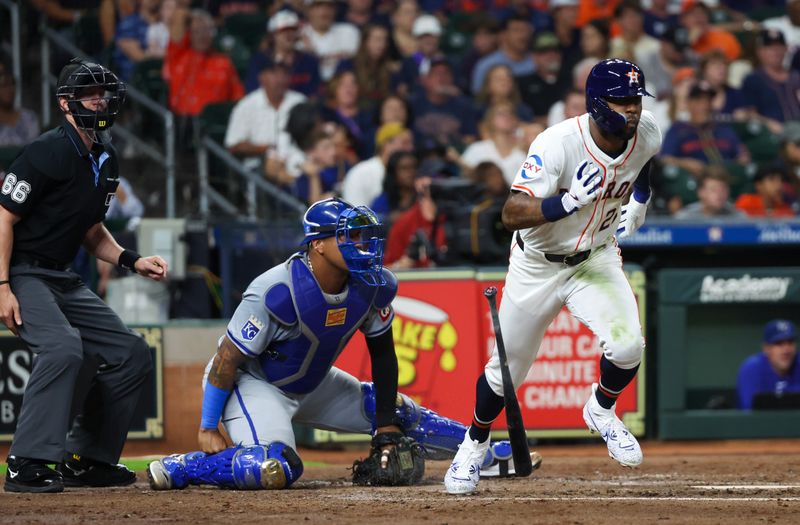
top-left (302, 198), bottom-right (386, 287)
top-left (56, 58), bottom-right (126, 136)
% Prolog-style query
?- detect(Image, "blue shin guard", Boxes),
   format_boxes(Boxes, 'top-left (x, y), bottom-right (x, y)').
top-left (362, 382), bottom-right (468, 460)
top-left (181, 444), bottom-right (304, 489)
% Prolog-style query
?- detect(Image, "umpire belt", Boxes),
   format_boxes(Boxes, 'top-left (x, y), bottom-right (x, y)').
top-left (11, 253), bottom-right (70, 271)
top-left (516, 232), bottom-right (592, 267)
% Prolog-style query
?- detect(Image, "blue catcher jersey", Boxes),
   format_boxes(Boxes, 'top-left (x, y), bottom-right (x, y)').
top-left (224, 253), bottom-right (397, 394)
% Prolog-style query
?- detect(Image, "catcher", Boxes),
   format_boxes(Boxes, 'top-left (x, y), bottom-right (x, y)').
top-left (148, 199), bottom-right (533, 490)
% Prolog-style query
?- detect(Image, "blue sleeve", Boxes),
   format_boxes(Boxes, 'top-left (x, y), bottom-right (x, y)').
top-left (458, 98), bottom-right (478, 137)
top-left (736, 356), bottom-right (760, 410)
top-left (738, 74), bottom-right (760, 109)
top-left (115, 15), bottom-right (143, 41)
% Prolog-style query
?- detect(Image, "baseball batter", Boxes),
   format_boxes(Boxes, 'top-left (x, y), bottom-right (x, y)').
top-left (148, 198), bottom-right (522, 490)
top-left (445, 59), bottom-right (662, 495)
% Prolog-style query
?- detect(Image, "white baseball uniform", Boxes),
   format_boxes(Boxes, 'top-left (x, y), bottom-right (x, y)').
top-left (484, 111), bottom-right (662, 395)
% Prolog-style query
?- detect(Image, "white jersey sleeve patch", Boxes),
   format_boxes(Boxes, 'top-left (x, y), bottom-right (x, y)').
top-left (510, 133), bottom-right (566, 199)
top-left (226, 290), bottom-right (279, 357)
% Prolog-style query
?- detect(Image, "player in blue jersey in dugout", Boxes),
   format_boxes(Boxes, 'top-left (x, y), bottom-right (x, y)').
top-left (737, 319), bottom-right (800, 410)
top-left (147, 198), bottom-right (536, 490)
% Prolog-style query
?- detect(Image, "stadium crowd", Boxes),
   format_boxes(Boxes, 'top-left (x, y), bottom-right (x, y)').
top-left (10, 0), bottom-right (800, 267)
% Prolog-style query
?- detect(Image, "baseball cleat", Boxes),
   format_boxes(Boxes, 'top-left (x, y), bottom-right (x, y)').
top-left (147, 454), bottom-right (189, 490)
top-left (57, 453), bottom-right (136, 487)
top-left (583, 383), bottom-right (642, 467)
top-left (444, 435), bottom-right (490, 495)
top-left (4, 456), bottom-right (64, 493)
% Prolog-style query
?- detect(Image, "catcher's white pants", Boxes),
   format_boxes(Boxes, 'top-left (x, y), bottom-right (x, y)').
top-left (203, 364), bottom-right (372, 448)
top-left (484, 241), bottom-right (644, 396)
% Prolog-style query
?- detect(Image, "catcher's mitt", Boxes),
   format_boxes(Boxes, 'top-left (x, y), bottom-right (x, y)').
top-left (352, 432), bottom-right (425, 486)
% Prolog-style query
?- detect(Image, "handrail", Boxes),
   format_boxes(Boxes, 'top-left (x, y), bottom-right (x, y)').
top-left (40, 24), bottom-right (177, 217)
top-left (0, 0), bottom-right (21, 108)
top-left (201, 135), bottom-right (307, 215)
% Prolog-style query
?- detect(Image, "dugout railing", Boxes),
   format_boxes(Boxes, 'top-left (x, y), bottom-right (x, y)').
top-left (0, 0), bottom-right (21, 109)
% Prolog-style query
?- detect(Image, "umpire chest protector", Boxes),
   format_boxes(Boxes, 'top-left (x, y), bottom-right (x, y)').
top-left (261, 255), bottom-right (395, 394)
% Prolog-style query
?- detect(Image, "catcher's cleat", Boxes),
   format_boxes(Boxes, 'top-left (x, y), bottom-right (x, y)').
top-left (4, 456), bottom-right (64, 493)
top-left (147, 454), bottom-right (189, 490)
top-left (583, 383), bottom-right (642, 468)
top-left (444, 435), bottom-right (489, 495)
top-left (481, 447), bottom-right (543, 478)
top-left (57, 453), bottom-right (136, 487)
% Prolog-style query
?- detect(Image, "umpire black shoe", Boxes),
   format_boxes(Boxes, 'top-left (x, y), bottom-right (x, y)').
top-left (4, 456), bottom-right (64, 493)
top-left (56, 453), bottom-right (136, 488)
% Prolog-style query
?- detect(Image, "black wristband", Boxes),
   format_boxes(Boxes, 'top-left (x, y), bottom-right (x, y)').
top-left (118, 249), bottom-right (142, 271)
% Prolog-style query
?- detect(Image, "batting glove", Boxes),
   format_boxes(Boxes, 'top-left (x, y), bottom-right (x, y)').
top-left (616, 198), bottom-right (649, 239)
top-left (562, 160), bottom-right (602, 214)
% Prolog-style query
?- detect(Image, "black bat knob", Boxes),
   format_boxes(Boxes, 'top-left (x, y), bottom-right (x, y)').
top-left (484, 286), bottom-right (497, 298)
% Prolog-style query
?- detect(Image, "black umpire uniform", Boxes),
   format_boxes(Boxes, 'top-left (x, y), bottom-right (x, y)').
top-left (1, 60), bottom-right (152, 493)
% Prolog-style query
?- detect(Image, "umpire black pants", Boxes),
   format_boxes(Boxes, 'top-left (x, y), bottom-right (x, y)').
top-left (7, 265), bottom-right (152, 464)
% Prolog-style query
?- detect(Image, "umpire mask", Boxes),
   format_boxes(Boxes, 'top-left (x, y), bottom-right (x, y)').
top-left (56, 59), bottom-right (126, 136)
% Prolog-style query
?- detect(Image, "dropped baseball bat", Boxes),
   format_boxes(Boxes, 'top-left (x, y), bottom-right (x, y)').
top-left (484, 286), bottom-right (533, 477)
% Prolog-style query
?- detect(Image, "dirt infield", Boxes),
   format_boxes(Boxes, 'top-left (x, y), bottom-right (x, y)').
top-left (2, 440), bottom-right (799, 524)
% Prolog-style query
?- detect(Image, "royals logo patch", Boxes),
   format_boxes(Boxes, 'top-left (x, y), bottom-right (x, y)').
top-left (379, 306), bottom-right (392, 322)
top-left (241, 315), bottom-right (264, 341)
top-left (325, 308), bottom-right (347, 326)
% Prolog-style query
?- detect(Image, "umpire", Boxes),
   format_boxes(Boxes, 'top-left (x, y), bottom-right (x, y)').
top-left (0, 59), bottom-right (168, 493)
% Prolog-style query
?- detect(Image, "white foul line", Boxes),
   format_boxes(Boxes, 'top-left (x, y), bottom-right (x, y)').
top-left (692, 485), bottom-right (800, 491)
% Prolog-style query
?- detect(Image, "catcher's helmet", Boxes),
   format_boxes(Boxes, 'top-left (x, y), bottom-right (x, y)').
top-left (301, 198), bottom-right (386, 287)
top-left (585, 59), bottom-right (652, 136)
top-left (56, 58), bottom-right (126, 133)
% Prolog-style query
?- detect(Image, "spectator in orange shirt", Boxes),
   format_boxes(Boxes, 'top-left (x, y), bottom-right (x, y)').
top-left (736, 166), bottom-right (796, 218)
top-left (163, 8), bottom-right (244, 118)
top-left (576, 0), bottom-right (620, 28)
top-left (680, 0), bottom-right (741, 61)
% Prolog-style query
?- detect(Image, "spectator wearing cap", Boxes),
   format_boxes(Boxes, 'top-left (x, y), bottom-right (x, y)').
top-left (680, 0), bottom-right (741, 61)
top-left (224, 57), bottom-right (307, 170)
top-left (660, 81), bottom-right (750, 177)
top-left (740, 29), bottom-right (800, 135)
top-left (737, 320), bottom-right (800, 410)
top-left (642, 0), bottom-right (679, 39)
top-left (461, 101), bottom-right (525, 186)
top-left (244, 10), bottom-right (321, 97)
top-left (610, 0), bottom-right (661, 70)
top-left (548, 0), bottom-right (582, 75)
top-left (163, 8), bottom-right (244, 118)
top-left (409, 57), bottom-right (478, 149)
top-left (298, 0), bottom-right (360, 81)
top-left (735, 166), bottom-right (796, 218)
top-left (516, 32), bottom-right (571, 124)
top-left (395, 14), bottom-right (444, 97)
top-left (673, 164), bottom-right (746, 220)
top-left (471, 15), bottom-right (535, 95)
top-left (762, 0), bottom-right (800, 68)
top-left (342, 122), bottom-right (414, 206)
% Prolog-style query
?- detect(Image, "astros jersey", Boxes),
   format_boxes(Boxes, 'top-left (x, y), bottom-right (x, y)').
top-left (224, 254), bottom-right (395, 392)
top-left (510, 111), bottom-right (661, 254)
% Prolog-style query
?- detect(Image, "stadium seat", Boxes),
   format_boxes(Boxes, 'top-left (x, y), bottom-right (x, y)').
top-left (222, 13), bottom-right (268, 52)
top-left (214, 33), bottom-right (251, 83)
top-left (729, 121), bottom-right (781, 165)
top-left (130, 58), bottom-right (167, 105)
top-left (724, 161), bottom-right (755, 199)
top-left (197, 101), bottom-right (236, 144)
top-left (660, 164), bottom-right (699, 205)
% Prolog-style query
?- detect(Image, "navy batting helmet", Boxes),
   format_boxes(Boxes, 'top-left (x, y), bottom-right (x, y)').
top-left (301, 198), bottom-right (386, 286)
top-left (585, 59), bottom-right (652, 136)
